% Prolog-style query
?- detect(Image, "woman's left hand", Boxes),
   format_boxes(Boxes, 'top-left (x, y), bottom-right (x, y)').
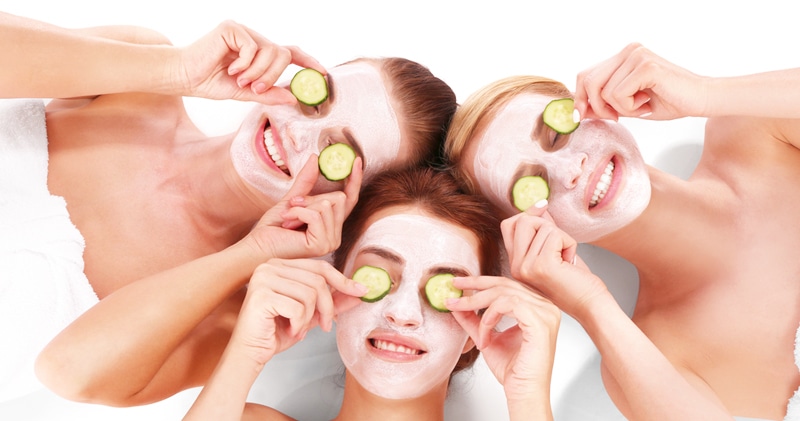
top-left (446, 276), bottom-right (561, 402)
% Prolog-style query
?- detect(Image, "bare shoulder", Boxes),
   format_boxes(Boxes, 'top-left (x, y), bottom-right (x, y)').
top-left (243, 402), bottom-right (296, 421)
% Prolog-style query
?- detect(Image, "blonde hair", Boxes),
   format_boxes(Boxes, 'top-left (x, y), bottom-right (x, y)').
top-left (444, 75), bottom-right (571, 194)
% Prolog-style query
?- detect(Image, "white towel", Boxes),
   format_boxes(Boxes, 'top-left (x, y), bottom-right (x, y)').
top-left (0, 99), bottom-right (98, 402)
top-left (785, 323), bottom-right (800, 421)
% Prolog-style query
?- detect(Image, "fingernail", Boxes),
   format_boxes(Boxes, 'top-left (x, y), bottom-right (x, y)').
top-left (571, 255), bottom-right (578, 265)
top-left (572, 108), bottom-right (581, 123)
top-left (445, 298), bottom-right (460, 307)
top-left (291, 196), bottom-right (305, 204)
top-left (354, 282), bottom-right (368, 294)
top-left (237, 78), bottom-right (251, 89)
top-left (640, 111), bottom-right (652, 118)
top-left (534, 199), bottom-right (548, 208)
top-left (252, 82), bottom-right (267, 94)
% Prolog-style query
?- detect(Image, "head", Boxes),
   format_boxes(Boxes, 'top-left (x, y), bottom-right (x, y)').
top-left (444, 76), bottom-right (650, 243)
top-left (231, 57), bottom-right (456, 205)
top-left (332, 167), bottom-right (502, 400)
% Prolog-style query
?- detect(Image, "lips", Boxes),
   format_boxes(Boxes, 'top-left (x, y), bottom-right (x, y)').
top-left (587, 156), bottom-right (619, 209)
top-left (367, 333), bottom-right (427, 361)
top-left (256, 120), bottom-right (290, 176)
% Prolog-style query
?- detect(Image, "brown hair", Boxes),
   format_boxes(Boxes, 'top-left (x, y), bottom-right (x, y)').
top-left (357, 57), bottom-right (457, 168)
top-left (443, 75), bottom-right (571, 194)
top-left (332, 166), bottom-right (502, 375)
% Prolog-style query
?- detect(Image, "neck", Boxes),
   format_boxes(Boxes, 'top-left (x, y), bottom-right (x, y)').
top-left (169, 133), bottom-right (273, 241)
top-left (333, 372), bottom-right (447, 421)
top-left (592, 167), bottom-right (729, 294)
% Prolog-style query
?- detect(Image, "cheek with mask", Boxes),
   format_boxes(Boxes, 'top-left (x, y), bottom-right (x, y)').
top-left (471, 94), bottom-right (651, 243)
top-left (336, 214), bottom-right (479, 399)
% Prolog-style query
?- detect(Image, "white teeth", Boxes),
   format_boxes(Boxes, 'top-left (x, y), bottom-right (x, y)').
top-left (590, 161), bottom-right (615, 207)
top-left (372, 339), bottom-right (420, 355)
top-left (263, 129), bottom-right (289, 174)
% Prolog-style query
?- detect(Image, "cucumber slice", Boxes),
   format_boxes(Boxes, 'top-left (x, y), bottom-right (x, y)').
top-left (424, 273), bottom-right (462, 313)
top-left (352, 265), bottom-right (392, 303)
top-left (290, 68), bottom-right (328, 106)
top-left (318, 143), bottom-right (356, 181)
top-left (512, 175), bottom-right (549, 212)
top-left (543, 98), bottom-right (579, 134)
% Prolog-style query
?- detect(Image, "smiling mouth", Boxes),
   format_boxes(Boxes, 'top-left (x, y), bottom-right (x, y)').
top-left (369, 339), bottom-right (425, 356)
top-left (263, 122), bottom-right (290, 176)
top-left (590, 160), bottom-right (615, 208)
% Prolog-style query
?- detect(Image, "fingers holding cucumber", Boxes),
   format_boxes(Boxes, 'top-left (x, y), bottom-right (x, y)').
top-left (351, 266), bottom-right (463, 313)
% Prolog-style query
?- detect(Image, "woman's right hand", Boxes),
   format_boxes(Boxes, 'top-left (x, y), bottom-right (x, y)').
top-left (574, 43), bottom-right (708, 121)
top-left (230, 258), bottom-right (366, 366)
top-left (243, 155), bottom-right (363, 261)
top-left (177, 20), bottom-right (326, 104)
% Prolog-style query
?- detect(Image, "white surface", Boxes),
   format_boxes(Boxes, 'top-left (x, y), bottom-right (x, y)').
top-left (1, 1), bottom-right (796, 419)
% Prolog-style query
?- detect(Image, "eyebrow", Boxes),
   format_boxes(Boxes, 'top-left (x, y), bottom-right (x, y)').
top-left (428, 266), bottom-right (471, 278)
top-left (360, 246), bottom-right (404, 265)
top-left (326, 72), bottom-right (336, 103)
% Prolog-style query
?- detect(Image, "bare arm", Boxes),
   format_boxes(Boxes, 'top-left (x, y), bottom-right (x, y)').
top-left (500, 208), bottom-right (735, 420)
top-left (36, 159), bottom-right (363, 405)
top-left (0, 12), bottom-right (325, 103)
top-left (574, 42), bottom-right (800, 121)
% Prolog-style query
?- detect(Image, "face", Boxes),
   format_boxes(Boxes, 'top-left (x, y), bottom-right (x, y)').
top-left (463, 93), bottom-right (651, 243)
top-left (230, 61), bottom-right (410, 204)
top-left (336, 209), bottom-right (479, 400)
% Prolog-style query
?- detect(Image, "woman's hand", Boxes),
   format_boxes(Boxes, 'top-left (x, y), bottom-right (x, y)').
top-left (243, 156), bottom-right (363, 261)
top-left (230, 258), bottom-right (366, 366)
top-left (177, 20), bottom-right (326, 104)
top-left (574, 43), bottom-right (708, 121)
top-left (500, 205), bottom-right (610, 323)
top-left (446, 276), bottom-right (560, 413)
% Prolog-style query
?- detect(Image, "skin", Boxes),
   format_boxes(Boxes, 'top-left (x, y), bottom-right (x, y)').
top-left (474, 44), bottom-right (800, 420)
top-left (22, 14), bottom-right (413, 405)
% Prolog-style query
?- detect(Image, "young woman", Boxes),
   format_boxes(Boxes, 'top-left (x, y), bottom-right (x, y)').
top-left (444, 43), bottom-right (800, 420)
top-left (183, 167), bottom-right (561, 421)
top-left (0, 11), bottom-right (457, 405)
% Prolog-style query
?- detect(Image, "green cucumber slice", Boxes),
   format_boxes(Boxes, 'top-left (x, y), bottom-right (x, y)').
top-left (512, 175), bottom-right (549, 212)
top-left (318, 143), bottom-right (356, 181)
top-left (352, 265), bottom-right (392, 303)
top-left (290, 68), bottom-right (328, 106)
top-left (543, 98), bottom-right (579, 134)
top-left (424, 273), bottom-right (462, 313)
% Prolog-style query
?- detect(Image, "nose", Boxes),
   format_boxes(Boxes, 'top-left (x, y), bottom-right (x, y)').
top-left (382, 292), bottom-right (424, 328)
top-left (554, 152), bottom-right (588, 189)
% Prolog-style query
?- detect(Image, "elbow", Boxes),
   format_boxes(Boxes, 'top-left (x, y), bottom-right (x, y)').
top-left (34, 347), bottom-right (144, 407)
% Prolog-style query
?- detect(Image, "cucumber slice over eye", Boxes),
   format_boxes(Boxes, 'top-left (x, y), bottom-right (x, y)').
top-left (512, 175), bottom-right (550, 212)
top-left (318, 143), bottom-right (356, 181)
top-left (290, 68), bottom-right (328, 106)
top-left (543, 98), bottom-right (579, 134)
top-left (425, 273), bottom-right (462, 313)
top-left (352, 265), bottom-right (392, 303)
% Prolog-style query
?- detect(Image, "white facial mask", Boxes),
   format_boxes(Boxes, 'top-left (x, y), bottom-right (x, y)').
top-left (471, 93), bottom-right (650, 243)
top-left (230, 62), bottom-right (402, 204)
top-left (336, 214), bottom-right (479, 399)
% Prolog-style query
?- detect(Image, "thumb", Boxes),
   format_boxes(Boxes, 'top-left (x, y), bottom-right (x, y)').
top-left (282, 155), bottom-right (320, 201)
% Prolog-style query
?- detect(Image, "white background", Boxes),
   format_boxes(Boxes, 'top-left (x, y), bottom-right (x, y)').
top-left (2, 1), bottom-right (798, 420)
